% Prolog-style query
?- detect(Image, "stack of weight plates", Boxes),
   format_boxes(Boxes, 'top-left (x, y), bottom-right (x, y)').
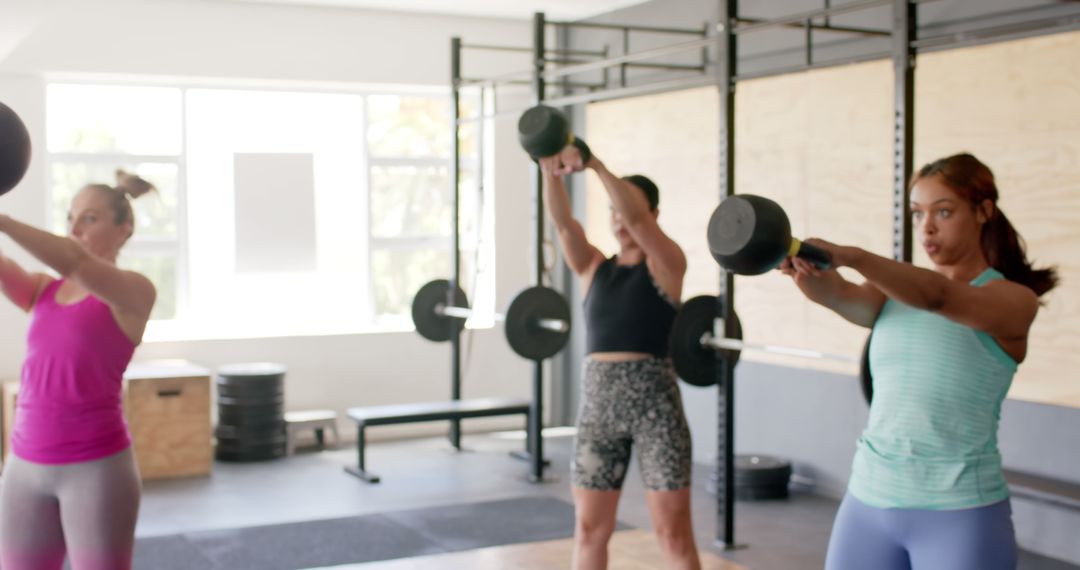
top-left (215, 363), bottom-right (287, 462)
top-left (734, 454), bottom-right (792, 500)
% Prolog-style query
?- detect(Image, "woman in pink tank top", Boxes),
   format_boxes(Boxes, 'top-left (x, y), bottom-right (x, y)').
top-left (0, 170), bottom-right (157, 570)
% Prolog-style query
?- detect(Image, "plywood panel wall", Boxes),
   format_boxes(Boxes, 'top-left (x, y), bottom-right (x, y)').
top-left (915, 32), bottom-right (1080, 406)
top-left (583, 30), bottom-right (1080, 408)
top-left (582, 87), bottom-right (721, 302)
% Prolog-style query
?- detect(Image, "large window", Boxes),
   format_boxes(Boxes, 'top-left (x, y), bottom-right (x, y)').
top-left (46, 82), bottom-right (489, 339)
top-left (366, 95), bottom-right (483, 324)
top-left (47, 84), bottom-right (184, 321)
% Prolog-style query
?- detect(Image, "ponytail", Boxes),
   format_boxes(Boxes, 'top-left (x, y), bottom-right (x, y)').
top-left (81, 170), bottom-right (156, 240)
top-left (981, 207), bottom-right (1057, 296)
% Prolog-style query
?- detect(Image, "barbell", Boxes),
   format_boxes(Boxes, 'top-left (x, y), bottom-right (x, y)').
top-left (0, 101), bottom-right (32, 197)
top-left (671, 295), bottom-right (863, 387)
top-left (411, 279), bottom-right (571, 361)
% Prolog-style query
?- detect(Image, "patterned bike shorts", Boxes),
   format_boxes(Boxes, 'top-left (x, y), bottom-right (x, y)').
top-left (571, 357), bottom-right (693, 492)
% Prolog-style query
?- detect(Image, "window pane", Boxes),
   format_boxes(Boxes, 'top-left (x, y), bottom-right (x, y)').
top-left (457, 163), bottom-right (480, 242)
top-left (369, 164), bottom-right (451, 238)
top-left (371, 247), bottom-right (450, 317)
top-left (47, 84), bottom-right (182, 155)
top-left (367, 95), bottom-right (451, 158)
top-left (50, 162), bottom-right (179, 239)
top-left (457, 95), bottom-right (480, 158)
top-left (119, 253), bottom-right (177, 321)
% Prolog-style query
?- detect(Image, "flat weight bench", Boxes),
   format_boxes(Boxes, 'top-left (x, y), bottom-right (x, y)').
top-left (1004, 469), bottom-right (1080, 511)
top-left (344, 397), bottom-right (532, 483)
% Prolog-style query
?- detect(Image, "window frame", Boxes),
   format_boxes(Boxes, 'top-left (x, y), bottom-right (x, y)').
top-left (45, 78), bottom-right (488, 339)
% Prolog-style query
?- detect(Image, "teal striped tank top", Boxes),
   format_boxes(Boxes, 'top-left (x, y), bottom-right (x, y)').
top-left (849, 267), bottom-right (1017, 510)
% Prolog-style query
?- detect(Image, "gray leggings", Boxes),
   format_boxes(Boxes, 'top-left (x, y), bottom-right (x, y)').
top-left (0, 448), bottom-right (141, 570)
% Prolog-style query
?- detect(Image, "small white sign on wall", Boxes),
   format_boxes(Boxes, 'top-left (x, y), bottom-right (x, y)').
top-left (233, 152), bottom-right (317, 273)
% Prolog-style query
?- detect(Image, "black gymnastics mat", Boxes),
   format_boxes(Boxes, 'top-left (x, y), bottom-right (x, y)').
top-left (130, 496), bottom-right (623, 570)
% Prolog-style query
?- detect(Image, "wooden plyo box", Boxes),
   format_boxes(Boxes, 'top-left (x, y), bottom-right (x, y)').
top-left (124, 360), bottom-right (213, 480)
top-left (1, 361), bottom-right (212, 480)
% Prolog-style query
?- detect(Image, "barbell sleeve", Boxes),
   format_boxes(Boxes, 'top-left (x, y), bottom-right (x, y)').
top-left (700, 332), bottom-right (859, 364)
top-left (436, 304), bottom-right (474, 319)
top-left (436, 304), bottom-right (569, 333)
top-left (534, 318), bottom-right (570, 334)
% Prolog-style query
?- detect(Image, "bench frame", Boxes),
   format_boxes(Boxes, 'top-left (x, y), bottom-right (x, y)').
top-left (343, 397), bottom-right (548, 483)
top-left (1004, 468), bottom-right (1080, 511)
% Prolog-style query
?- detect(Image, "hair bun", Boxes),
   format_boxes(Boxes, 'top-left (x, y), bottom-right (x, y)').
top-left (114, 169), bottom-right (156, 199)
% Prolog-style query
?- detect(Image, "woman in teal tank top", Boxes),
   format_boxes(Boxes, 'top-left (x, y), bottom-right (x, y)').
top-left (780, 153), bottom-right (1058, 570)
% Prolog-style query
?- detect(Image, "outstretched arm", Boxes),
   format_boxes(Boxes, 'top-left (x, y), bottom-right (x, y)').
top-left (0, 248), bottom-right (51, 312)
top-left (538, 157), bottom-right (605, 278)
top-left (589, 158), bottom-right (686, 290)
top-left (800, 239), bottom-right (1038, 341)
top-left (0, 214), bottom-right (155, 321)
top-left (780, 256), bottom-right (885, 328)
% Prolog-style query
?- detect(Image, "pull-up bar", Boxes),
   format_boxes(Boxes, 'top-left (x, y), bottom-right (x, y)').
top-left (734, 0), bottom-right (943, 35)
top-left (735, 16), bottom-right (890, 37)
top-left (733, 0), bottom-right (892, 34)
top-left (547, 20), bottom-right (707, 36)
top-left (459, 43), bottom-right (607, 57)
top-left (543, 35), bottom-right (715, 80)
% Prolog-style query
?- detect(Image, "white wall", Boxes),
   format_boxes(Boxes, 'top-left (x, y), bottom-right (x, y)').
top-left (0, 0), bottom-right (547, 439)
top-left (0, 75), bottom-right (47, 380)
top-left (0, 0), bottom-right (530, 85)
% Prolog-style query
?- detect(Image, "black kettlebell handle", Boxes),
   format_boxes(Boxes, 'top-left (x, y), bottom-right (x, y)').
top-left (569, 137), bottom-right (592, 165)
top-left (529, 136), bottom-right (593, 168)
top-left (791, 238), bottom-right (833, 270)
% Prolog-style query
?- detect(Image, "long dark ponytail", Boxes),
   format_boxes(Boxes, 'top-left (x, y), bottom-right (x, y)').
top-left (913, 153), bottom-right (1058, 297)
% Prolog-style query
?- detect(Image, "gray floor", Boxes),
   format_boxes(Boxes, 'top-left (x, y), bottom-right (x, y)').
top-left (139, 430), bottom-right (1079, 570)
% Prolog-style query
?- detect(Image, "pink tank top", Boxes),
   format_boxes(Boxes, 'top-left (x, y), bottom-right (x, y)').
top-left (12, 279), bottom-right (135, 464)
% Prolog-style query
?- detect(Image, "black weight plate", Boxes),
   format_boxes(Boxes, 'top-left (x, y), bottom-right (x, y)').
top-left (860, 331), bottom-right (873, 406)
top-left (216, 432), bottom-right (287, 446)
top-left (216, 372), bottom-right (283, 387)
top-left (215, 421), bottom-right (285, 440)
top-left (217, 416), bottom-right (284, 429)
top-left (216, 383), bottom-right (284, 400)
top-left (216, 385), bottom-right (283, 399)
top-left (734, 454), bottom-right (792, 487)
top-left (213, 401), bottom-right (280, 414)
top-left (735, 484), bottom-right (789, 501)
top-left (670, 295), bottom-right (742, 387)
top-left (215, 442), bottom-right (286, 462)
top-left (217, 362), bottom-right (287, 380)
top-left (411, 279), bottom-right (468, 342)
top-left (504, 286), bottom-right (571, 360)
top-left (734, 453), bottom-right (791, 472)
top-left (735, 469), bottom-right (792, 488)
top-left (217, 403), bottom-right (284, 423)
top-left (217, 394), bottom-right (285, 406)
top-left (216, 417), bottom-right (283, 430)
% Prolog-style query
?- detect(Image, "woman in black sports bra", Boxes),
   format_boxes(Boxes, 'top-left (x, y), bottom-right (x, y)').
top-left (540, 143), bottom-right (699, 570)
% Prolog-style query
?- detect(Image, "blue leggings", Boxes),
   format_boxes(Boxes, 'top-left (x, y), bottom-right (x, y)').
top-left (825, 493), bottom-right (1017, 570)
